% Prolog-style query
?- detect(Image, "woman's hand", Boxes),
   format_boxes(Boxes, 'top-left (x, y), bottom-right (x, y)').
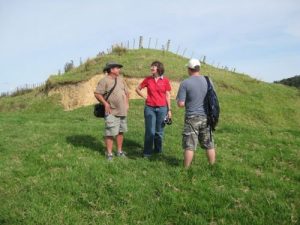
top-left (168, 110), bottom-right (172, 118)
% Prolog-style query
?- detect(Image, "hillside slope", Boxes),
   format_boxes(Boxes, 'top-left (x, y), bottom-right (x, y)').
top-left (1, 49), bottom-right (300, 129)
top-left (0, 48), bottom-right (299, 224)
top-left (45, 48), bottom-right (300, 130)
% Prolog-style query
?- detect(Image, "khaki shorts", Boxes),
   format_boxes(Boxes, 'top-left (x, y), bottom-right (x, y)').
top-left (104, 114), bottom-right (128, 136)
top-left (182, 115), bottom-right (214, 151)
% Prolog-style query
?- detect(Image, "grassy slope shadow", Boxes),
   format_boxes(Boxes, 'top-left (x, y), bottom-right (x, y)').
top-left (66, 135), bottom-right (104, 154)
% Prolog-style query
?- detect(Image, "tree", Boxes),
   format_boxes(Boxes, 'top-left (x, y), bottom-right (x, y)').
top-left (274, 75), bottom-right (300, 89)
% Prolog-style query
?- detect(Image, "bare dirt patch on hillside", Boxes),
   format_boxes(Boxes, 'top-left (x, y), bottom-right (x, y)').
top-left (48, 74), bottom-right (180, 110)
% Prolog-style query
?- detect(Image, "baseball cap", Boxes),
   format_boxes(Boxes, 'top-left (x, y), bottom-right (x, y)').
top-left (186, 58), bottom-right (201, 69)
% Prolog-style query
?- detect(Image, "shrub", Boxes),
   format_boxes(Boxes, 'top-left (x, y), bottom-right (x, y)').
top-left (112, 45), bottom-right (127, 56)
top-left (64, 60), bottom-right (74, 73)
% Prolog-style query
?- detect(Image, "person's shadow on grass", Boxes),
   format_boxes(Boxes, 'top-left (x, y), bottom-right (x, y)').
top-left (66, 135), bottom-right (180, 166)
top-left (66, 135), bottom-right (141, 157)
top-left (122, 138), bottom-right (143, 159)
top-left (124, 139), bottom-right (181, 166)
top-left (66, 135), bottom-right (104, 153)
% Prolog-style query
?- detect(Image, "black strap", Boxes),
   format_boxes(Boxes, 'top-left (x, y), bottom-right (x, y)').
top-left (104, 78), bottom-right (117, 101)
top-left (204, 76), bottom-right (213, 141)
top-left (204, 76), bottom-right (212, 91)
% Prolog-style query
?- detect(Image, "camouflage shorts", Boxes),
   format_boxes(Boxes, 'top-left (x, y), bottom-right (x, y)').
top-left (182, 115), bottom-right (214, 151)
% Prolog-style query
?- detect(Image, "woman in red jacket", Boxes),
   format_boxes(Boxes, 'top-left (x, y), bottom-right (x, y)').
top-left (136, 61), bottom-right (172, 157)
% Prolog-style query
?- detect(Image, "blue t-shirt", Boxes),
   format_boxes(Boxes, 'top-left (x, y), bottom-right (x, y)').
top-left (176, 75), bottom-right (213, 117)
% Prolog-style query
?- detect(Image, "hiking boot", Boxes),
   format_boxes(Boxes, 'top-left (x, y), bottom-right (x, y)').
top-left (116, 151), bottom-right (126, 157)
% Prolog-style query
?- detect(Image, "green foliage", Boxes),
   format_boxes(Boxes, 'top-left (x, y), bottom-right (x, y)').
top-left (274, 75), bottom-right (300, 89)
top-left (83, 58), bottom-right (97, 72)
top-left (64, 60), bottom-right (74, 73)
top-left (112, 45), bottom-right (127, 56)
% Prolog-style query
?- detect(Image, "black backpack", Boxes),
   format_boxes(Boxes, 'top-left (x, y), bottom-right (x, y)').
top-left (204, 76), bottom-right (220, 131)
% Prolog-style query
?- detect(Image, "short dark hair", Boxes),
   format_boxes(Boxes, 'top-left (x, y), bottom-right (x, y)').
top-left (151, 61), bottom-right (164, 76)
top-left (189, 65), bottom-right (200, 73)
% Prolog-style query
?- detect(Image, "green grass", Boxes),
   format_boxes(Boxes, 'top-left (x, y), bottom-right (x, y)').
top-left (46, 49), bottom-right (243, 88)
top-left (0, 97), bottom-right (299, 224)
top-left (0, 48), bottom-right (300, 224)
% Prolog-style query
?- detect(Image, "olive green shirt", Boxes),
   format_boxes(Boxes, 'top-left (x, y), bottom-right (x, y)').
top-left (95, 75), bottom-right (129, 116)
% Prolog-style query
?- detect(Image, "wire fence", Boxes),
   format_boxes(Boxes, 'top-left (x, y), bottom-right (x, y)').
top-left (1, 35), bottom-right (239, 97)
top-left (102, 36), bottom-right (237, 73)
top-left (109, 36), bottom-right (235, 64)
top-left (0, 82), bottom-right (45, 98)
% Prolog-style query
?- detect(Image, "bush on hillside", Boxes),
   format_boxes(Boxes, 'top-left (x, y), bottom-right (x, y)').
top-left (64, 60), bottom-right (74, 73)
top-left (274, 75), bottom-right (300, 89)
top-left (112, 45), bottom-right (127, 56)
top-left (84, 58), bottom-right (97, 72)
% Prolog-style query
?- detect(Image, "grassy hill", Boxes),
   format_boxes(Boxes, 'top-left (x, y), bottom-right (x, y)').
top-left (46, 48), bottom-right (245, 86)
top-left (0, 49), bottom-right (299, 224)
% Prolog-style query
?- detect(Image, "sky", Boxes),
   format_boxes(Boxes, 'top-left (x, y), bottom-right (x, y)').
top-left (0, 0), bottom-right (300, 93)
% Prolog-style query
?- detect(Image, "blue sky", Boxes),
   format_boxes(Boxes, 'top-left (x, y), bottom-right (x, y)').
top-left (0, 0), bottom-right (299, 93)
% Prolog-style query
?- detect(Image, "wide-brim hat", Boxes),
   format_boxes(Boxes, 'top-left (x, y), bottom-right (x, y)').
top-left (103, 61), bottom-right (123, 72)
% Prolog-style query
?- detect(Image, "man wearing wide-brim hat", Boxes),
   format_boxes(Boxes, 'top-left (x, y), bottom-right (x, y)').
top-left (94, 61), bottom-right (129, 160)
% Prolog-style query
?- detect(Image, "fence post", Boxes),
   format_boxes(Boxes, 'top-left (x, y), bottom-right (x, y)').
top-left (139, 36), bottom-right (143, 49)
top-left (162, 45), bottom-right (166, 55)
top-left (182, 48), bottom-right (187, 57)
top-left (176, 46), bottom-right (180, 55)
top-left (166, 39), bottom-right (171, 51)
top-left (148, 37), bottom-right (151, 49)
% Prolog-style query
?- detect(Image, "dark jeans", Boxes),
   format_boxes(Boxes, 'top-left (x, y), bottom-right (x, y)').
top-left (143, 105), bottom-right (168, 155)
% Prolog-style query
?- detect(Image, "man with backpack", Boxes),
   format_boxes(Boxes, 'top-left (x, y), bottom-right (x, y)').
top-left (176, 59), bottom-right (219, 168)
top-left (94, 62), bottom-right (129, 160)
